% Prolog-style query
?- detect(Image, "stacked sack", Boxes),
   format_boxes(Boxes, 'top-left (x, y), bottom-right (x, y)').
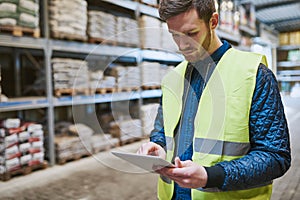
top-left (0, 0), bottom-right (39, 29)
top-left (54, 122), bottom-right (93, 164)
top-left (18, 0), bottom-right (39, 29)
top-left (140, 61), bottom-right (161, 87)
top-left (49, 0), bottom-right (87, 40)
top-left (89, 70), bottom-right (104, 90)
top-left (139, 15), bottom-right (161, 49)
top-left (88, 10), bottom-right (116, 42)
top-left (98, 76), bottom-right (116, 89)
top-left (52, 58), bottom-right (89, 90)
top-left (116, 16), bottom-right (139, 46)
top-left (0, 118), bottom-right (44, 175)
top-left (140, 103), bottom-right (159, 136)
top-left (109, 119), bottom-right (143, 143)
top-left (140, 62), bottom-right (174, 88)
top-left (110, 66), bottom-right (141, 89)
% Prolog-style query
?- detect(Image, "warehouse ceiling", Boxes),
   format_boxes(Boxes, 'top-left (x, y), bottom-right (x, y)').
top-left (239, 0), bottom-right (300, 32)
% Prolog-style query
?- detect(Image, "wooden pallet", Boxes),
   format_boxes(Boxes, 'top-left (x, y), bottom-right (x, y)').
top-left (116, 41), bottom-right (138, 48)
top-left (89, 37), bottom-right (138, 48)
top-left (120, 135), bottom-right (143, 146)
top-left (55, 88), bottom-right (90, 97)
top-left (117, 87), bottom-right (139, 92)
top-left (0, 161), bottom-right (48, 181)
top-left (88, 37), bottom-right (117, 46)
top-left (92, 87), bottom-right (116, 94)
top-left (0, 25), bottom-right (40, 38)
top-left (141, 85), bottom-right (161, 90)
top-left (52, 32), bottom-right (87, 42)
top-left (92, 139), bottom-right (120, 154)
top-left (57, 151), bottom-right (91, 165)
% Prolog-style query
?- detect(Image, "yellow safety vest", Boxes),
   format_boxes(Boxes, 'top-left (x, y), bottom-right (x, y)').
top-left (158, 48), bottom-right (272, 200)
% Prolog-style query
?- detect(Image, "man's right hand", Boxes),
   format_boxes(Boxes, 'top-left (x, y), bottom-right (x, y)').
top-left (136, 142), bottom-right (166, 159)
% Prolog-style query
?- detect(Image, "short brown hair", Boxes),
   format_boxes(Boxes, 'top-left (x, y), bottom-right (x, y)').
top-left (159, 0), bottom-right (216, 23)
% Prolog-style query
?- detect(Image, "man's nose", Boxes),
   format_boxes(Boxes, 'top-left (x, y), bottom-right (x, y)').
top-left (178, 36), bottom-right (190, 50)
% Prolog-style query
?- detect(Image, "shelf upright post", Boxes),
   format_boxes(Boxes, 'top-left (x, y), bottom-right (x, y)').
top-left (135, 3), bottom-right (145, 137)
top-left (45, 40), bottom-right (55, 166)
top-left (13, 49), bottom-right (21, 97)
top-left (42, 0), bottom-right (50, 39)
top-left (42, 0), bottom-right (55, 166)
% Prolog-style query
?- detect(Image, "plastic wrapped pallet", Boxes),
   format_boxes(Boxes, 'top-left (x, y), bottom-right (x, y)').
top-left (52, 58), bottom-right (89, 90)
top-left (54, 122), bottom-right (94, 163)
top-left (89, 70), bottom-right (104, 90)
top-left (139, 15), bottom-right (162, 49)
top-left (49, 0), bottom-right (87, 40)
top-left (111, 66), bottom-right (141, 89)
top-left (88, 10), bottom-right (116, 42)
top-left (140, 103), bottom-right (159, 135)
top-left (140, 61), bottom-right (161, 87)
top-left (110, 66), bottom-right (141, 89)
top-left (116, 16), bottom-right (139, 46)
top-left (109, 119), bottom-right (143, 143)
top-left (90, 134), bottom-right (119, 154)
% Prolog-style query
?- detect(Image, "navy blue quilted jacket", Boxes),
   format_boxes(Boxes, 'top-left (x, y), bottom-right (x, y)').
top-left (150, 41), bottom-right (291, 193)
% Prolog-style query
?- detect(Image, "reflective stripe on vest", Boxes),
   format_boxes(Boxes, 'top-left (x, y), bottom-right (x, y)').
top-left (165, 136), bottom-right (250, 156)
top-left (158, 48), bottom-right (272, 200)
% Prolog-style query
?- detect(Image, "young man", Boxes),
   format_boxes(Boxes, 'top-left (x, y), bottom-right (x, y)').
top-left (137, 0), bottom-right (291, 199)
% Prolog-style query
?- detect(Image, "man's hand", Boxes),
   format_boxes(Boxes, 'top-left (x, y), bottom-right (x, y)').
top-left (156, 157), bottom-right (208, 189)
top-left (136, 142), bottom-right (166, 159)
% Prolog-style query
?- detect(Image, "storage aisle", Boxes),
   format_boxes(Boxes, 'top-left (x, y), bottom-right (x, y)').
top-left (0, 0), bottom-right (300, 199)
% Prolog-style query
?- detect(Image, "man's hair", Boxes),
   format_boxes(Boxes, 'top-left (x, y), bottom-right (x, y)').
top-left (159, 0), bottom-right (216, 23)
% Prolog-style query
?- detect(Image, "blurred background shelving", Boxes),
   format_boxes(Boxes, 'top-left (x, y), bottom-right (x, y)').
top-left (0, 0), bottom-right (300, 180)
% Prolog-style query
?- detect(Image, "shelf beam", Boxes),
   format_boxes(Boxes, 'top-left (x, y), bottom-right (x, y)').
top-left (278, 61), bottom-right (300, 67)
top-left (49, 39), bottom-right (140, 58)
top-left (0, 98), bottom-right (48, 112)
top-left (0, 35), bottom-right (46, 50)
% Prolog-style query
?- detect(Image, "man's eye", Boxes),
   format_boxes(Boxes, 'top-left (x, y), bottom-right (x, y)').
top-left (187, 32), bottom-right (197, 37)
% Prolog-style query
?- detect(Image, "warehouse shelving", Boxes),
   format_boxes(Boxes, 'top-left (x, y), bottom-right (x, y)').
top-left (277, 61), bottom-right (300, 68)
top-left (0, 0), bottom-right (261, 167)
top-left (277, 45), bottom-right (300, 83)
top-left (0, 35), bottom-right (46, 50)
top-left (276, 44), bottom-right (300, 95)
top-left (0, 97), bottom-right (48, 112)
top-left (0, 0), bottom-right (182, 166)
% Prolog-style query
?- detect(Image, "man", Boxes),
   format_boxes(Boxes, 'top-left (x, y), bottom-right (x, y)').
top-left (137, 0), bottom-right (291, 199)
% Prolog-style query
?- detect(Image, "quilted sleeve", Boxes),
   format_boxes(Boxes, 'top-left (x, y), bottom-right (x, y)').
top-left (217, 64), bottom-right (291, 190)
top-left (150, 98), bottom-right (167, 149)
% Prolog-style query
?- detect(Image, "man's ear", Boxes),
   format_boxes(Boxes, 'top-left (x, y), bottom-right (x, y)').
top-left (210, 12), bottom-right (219, 30)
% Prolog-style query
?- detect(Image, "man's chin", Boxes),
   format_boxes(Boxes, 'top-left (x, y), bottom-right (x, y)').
top-left (184, 52), bottom-right (208, 62)
top-left (184, 54), bottom-right (199, 63)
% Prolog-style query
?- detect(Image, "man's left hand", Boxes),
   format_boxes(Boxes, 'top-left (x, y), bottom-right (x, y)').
top-left (156, 157), bottom-right (208, 189)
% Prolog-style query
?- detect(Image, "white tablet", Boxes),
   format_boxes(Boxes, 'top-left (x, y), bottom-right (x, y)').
top-left (111, 151), bottom-right (175, 172)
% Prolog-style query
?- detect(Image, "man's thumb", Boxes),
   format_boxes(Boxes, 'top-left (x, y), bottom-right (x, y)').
top-left (175, 157), bottom-right (183, 168)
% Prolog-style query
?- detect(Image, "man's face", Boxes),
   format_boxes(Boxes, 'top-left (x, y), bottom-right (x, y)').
top-left (166, 8), bottom-right (212, 62)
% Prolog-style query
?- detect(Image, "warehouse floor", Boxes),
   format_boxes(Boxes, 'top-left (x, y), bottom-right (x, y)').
top-left (0, 97), bottom-right (299, 200)
top-left (0, 140), bottom-right (158, 200)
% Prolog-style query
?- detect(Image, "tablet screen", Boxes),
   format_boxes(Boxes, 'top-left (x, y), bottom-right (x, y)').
top-left (112, 151), bottom-right (175, 172)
